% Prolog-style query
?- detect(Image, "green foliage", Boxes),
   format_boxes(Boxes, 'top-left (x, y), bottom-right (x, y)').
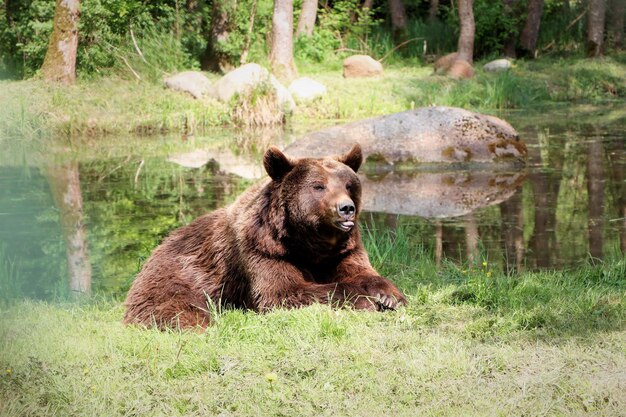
top-left (538, 0), bottom-right (587, 55)
top-left (208, 0), bottom-right (275, 67)
top-left (295, 0), bottom-right (380, 63)
top-left (0, 0), bottom-right (54, 78)
top-left (0, 0), bottom-right (208, 79)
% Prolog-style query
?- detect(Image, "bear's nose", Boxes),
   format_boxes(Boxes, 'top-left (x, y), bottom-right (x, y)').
top-left (337, 200), bottom-right (356, 219)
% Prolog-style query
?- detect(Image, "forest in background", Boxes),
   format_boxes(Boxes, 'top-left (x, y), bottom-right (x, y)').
top-left (1, 0), bottom-right (624, 82)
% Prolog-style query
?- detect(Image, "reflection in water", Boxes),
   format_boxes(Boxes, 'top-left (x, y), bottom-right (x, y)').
top-left (499, 190), bottom-right (524, 273)
top-left (464, 214), bottom-right (479, 264)
top-left (45, 162), bottom-right (92, 297)
top-left (360, 170), bottom-right (525, 217)
top-left (167, 148), bottom-right (265, 179)
top-left (587, 138), bottom-right (605, 259)
top-left (1, 112), bottom-right (625, 301)
top-left (607, 138), bottom-right (626, 253)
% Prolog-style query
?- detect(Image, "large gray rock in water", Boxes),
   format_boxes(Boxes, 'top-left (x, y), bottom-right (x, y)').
top-left (209, 63), bottom-right (295, 112)
top-left (164, 71), bottom-right (212, 99)
top-left (285, 106), bottom-right (526, 165)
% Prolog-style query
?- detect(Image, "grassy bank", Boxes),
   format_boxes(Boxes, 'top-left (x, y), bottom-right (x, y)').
top-left (2, 56), bottom-right (626, 139)
top-left (1, 249), bottom-right (625, 416)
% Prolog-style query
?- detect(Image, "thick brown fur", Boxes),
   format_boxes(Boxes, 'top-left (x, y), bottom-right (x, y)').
top-left (123, 144), bottom-right (406, 329)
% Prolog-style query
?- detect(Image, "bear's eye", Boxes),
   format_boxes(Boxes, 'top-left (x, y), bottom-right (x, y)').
top-left (313, 184), bottom-right (326, 191)
top-left (346, 183), bottom-right (354, 192)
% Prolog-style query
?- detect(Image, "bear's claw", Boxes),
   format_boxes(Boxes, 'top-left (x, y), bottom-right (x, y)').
top-left (376, 293), bottom-right (401, 310)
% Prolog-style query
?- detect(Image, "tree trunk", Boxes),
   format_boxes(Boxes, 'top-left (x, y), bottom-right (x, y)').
top-left (363, 0), bottom-right (374, 9)
top-left (457, 0), bottom-right (475, 63)
top-left (587, 0), bottom-right (606, 56)
top-left (240, 0), bottom-right (258, 64)
top-left (608, 0), bottom-right (625, 49)
top-left (296, 0), bottom-right (318, 37)
top-left (4, 0), bottom-right (13, 25)
top-left (518, 0), bottom-right (544, 58)
top-left (388, 0), bottom-right (408, 42)
top-left (41, 0), bottom-right (80, 84)
top-left (503, 0), bottom-right (519, 57)
top-left (270, 0), bottom-right (298, 82)
top-left (587, 139), bottom-right (605, 259)
top-left (202, 0), bottom-right (234, 72)
top-left (428, 0), bottom-right (440, 21)
top-left (45, 163), bottom-right (92, 297)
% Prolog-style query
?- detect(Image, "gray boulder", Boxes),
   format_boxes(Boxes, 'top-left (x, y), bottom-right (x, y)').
top-left (209, 63), bottom-right (295, 112)
top-left (483, 59), bottom-right (513, 72)
top-left (343, 55), bottom-right (384, 78)
top-left (288, 77), bottom-right (327, 102)
top-left (164, 71), bottom-right (212, 99)
top-left (285, 106), bottom-right (526, 165)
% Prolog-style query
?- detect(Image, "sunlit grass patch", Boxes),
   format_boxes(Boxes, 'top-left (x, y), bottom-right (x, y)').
top-left (3, 57), bottom-right (626, 139)
top-left (1, 286), bottom-right (625, 416)
top-left (360, 222), bottom-right (626, 338)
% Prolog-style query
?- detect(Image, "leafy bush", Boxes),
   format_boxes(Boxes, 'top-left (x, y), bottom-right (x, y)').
top-left (0, 0), bottom-right (55, 78)
top-left (294, 0), bottom-right (379, 62)
top-left (0, 0), bottom-right (210, 79)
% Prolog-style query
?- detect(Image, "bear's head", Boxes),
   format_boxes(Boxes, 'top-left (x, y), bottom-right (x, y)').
top-left (263, 144), bottom-right (363, 238)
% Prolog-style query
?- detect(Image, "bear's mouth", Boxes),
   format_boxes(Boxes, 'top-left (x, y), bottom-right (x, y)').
top-left (336, 220), bottom-right (355, 231)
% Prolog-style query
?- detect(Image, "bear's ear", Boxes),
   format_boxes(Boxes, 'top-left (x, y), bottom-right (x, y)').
top-left (264, 147), bottom-right (295, 181)
top-left (337, 143), bottom-right (363, 173)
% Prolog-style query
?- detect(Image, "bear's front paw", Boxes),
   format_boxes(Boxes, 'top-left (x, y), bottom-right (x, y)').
top-left (362, 277), bottom-right (406, 310)
top-left (351, 295), bottom-right (379, 311)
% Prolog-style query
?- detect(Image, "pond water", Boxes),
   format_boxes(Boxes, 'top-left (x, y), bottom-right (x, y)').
top-left (0, 106), bottom-right (624, 301)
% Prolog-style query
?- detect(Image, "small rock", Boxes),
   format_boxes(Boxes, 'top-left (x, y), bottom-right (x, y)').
top-left (269, 75), bottom-right (296, 113)
top-left (209, 63), bottom-right (268, 102)
top-left (164, 71), bottom-right (212, 99)
top-left (343, 55), bottom-right (383, 78)
top-left (288, 77), bottom-right (327, 102)
top-left (209, 63), bottom-right (295, 112)
top-left (483, 58), bottom-right (513, 72)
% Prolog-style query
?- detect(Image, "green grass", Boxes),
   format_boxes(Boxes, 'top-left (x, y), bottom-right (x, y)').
top-left (1, 229), bottom-right (625, 416)
top-left (2, 56), bottom-right (626, 139)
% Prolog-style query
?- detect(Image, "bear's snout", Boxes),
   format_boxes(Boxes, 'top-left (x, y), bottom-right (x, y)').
top-left (336, 200), bottom-right (356, 231)
top-left (337, 200), bottom-right (356, 220)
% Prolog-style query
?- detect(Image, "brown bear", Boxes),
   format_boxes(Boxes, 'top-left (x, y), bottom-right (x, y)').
top-left (123, 144), bottom-right (406, 329)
